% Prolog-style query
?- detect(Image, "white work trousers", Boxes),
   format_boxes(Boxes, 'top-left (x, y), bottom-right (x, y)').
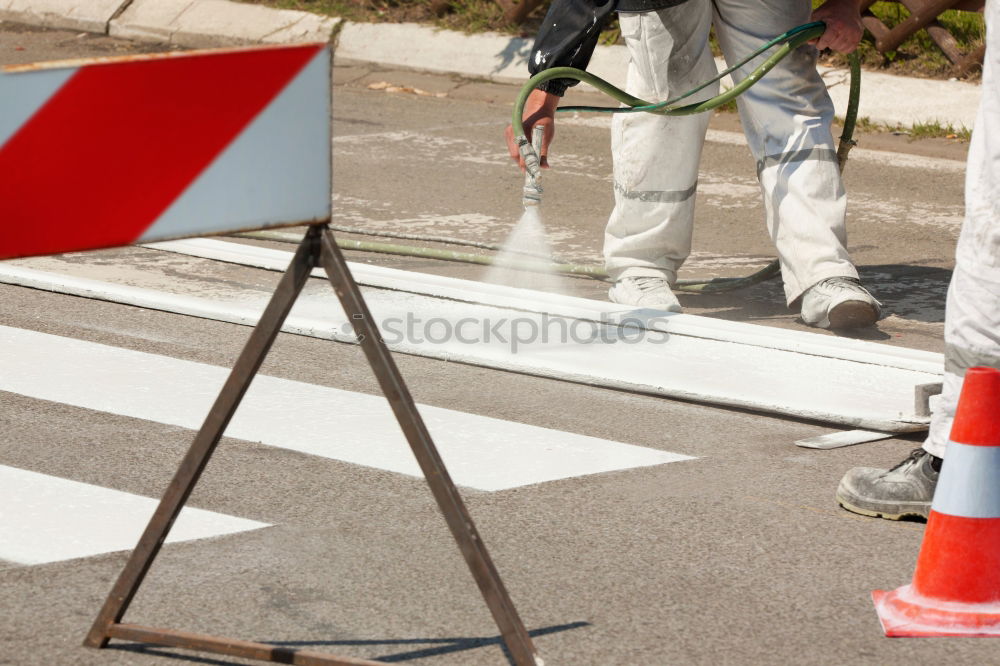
top-left (923, 0), bottom-right (1000, 458)
top-left (605, 0), bottom-right (856, 303)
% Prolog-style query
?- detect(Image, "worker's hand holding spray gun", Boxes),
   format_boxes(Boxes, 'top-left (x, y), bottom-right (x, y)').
top-left (505, 89), bottom-right (559, 181)
top-left (503, 0), bottom-right (863, 184)
top-left (521, 124), bottom-right (546, 207)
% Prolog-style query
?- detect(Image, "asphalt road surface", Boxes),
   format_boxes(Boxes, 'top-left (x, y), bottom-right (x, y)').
top-left (0, 21), bottom-right (988, 666)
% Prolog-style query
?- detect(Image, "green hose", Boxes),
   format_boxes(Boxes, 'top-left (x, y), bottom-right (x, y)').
top-left (837, 49), bottom-right (862, 169)
top-left (510, 20), bottom-right (861, 293)
top-left (234, 230), bottom-right (610, 279)
top-left (512, 22), bottom-right (827, 146)
top-left (334, 238), bottom-right (609, 278)
top-left (239, 24), bottom-right (861, 292)
top-left (680, 46), bottom-right (860, 293)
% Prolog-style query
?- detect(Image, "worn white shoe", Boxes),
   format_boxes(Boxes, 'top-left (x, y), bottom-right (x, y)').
top-left (800, 277), bottom-right (882, 329)
top-left (608, 276), bottom-right (682, 312)
top-left (836, 448), bottom-right (939, 521)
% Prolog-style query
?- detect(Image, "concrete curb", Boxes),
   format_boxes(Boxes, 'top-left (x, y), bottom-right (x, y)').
top-left (2, 0), bottom-right (981, 128)
top-left (336, 22), bottom-right (535, 82)
top-left (819, 61), bottom-right (980, 129)
top-left (339, 21), bottom-right (980, 129)
top-left (336, 21), bottom-right (630, 90)
top-left (110, 0), bottom-right (340, 48)
top-left (0, 0), bottom-right (125, 33)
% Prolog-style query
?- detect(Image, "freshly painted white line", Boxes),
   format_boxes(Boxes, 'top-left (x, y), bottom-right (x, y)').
top-left (149, 238), bottom-right (944, 376)
top-left (0, 465), bottom-right (269, 565)
top-left (0, 261), bottom-right (939, 432)
top-left (794, 430), bottom-right (893, 450)
top-left (0, 326), bottom-right (691, 492)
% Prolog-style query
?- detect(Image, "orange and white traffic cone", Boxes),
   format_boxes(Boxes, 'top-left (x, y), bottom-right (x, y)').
top-left (873, 366), bottom-right (1000, 637)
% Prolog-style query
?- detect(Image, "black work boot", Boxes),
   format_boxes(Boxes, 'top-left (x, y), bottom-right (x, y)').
top-left (836, 448), bottom-right (942, 520)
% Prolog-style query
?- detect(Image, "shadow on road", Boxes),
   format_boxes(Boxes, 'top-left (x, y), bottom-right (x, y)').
top-left (109, 620), bottom-right (590, 665)
top-left (677, 263), bottom-right (952, 334)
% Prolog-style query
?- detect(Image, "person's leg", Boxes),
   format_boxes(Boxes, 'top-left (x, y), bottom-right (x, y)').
top-left (929, 0), bottom-right (1000, 458)
top-left (605, 1), bottom-right (717, 309)
top-left (711, 0), bottom-right (879, 326)
top-left (924, 282), bottom-right (1000, 459)
top-left (837, 0), bottom-right (1000, 519)
top-left (835, 266), bottom-right (1000, 519)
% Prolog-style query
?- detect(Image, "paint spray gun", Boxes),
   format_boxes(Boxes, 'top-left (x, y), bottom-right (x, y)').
top-left (520, 124), bottom-right (544, 208)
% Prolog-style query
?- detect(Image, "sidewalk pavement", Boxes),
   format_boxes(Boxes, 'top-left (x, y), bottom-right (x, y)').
top-left (0, 0), bottom-right (982, 128)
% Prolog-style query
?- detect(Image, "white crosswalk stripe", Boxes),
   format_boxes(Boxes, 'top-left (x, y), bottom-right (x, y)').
top-left (0, 465), bottom-right (268, 566)
top-left (0, 325), bottom-right (692, 493)
top-left (0, 322), bottom-right (693, 567)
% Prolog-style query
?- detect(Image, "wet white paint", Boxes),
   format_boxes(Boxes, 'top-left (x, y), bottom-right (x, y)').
top-left (484, 207), bottom-right (564, 292)
top-left (138, 239), bottom-right (943, 374)
top-left (0, 465), bottom-right (268, 565)
top-left (0, 247), bottom-right (942, 432)
top-left (794, 430), bottom-right (893, 449)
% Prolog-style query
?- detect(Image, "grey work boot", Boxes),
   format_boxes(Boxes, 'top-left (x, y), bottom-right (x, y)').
top-left (836, 448), bottom-right (942, 520)
top-left (609, 277), bottom-right (682, 312)
top-left (800, 277), bottom-right (882, 329)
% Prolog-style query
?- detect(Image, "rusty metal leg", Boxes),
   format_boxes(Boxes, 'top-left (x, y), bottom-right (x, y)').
top-left (105, 624), bottom-right (385, 666)
top-left (317, 228), bottom-right (540, 666)
top-left (84, 225), bottom-right (324, 649)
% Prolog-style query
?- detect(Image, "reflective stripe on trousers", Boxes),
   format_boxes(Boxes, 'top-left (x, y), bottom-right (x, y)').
top-left (604, 0), bottom-right (857, 302)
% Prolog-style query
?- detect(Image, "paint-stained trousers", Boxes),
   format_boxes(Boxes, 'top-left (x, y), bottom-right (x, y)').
top-left (605, 0), bottom-right (856, 304)
top-left (923, 0), bottom-right (1000, 459)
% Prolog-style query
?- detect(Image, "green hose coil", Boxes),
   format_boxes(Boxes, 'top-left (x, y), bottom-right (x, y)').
top-left (241, 23), bottom-right (863, 294)
top-left (510, 21), bottom-right (862, 293)
top-left (512, 22), bottom-right (828, 141)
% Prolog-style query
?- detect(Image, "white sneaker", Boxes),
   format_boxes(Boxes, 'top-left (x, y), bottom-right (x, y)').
top-left (800, 277), bottom-right (882, 329)
top-left (608, 276), bottom-right (682, 312)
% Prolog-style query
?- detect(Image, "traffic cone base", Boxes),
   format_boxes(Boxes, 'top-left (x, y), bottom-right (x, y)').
top-left (873, 585), bottom-right (1000, 637)
top-left (871, 367), bottom-right (1000, 637)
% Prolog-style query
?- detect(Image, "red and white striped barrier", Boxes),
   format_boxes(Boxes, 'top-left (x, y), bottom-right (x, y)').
top-left (873, 366), bottom-right (1000, 636)
top-left (0, 44), bottom-right (330, 260)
